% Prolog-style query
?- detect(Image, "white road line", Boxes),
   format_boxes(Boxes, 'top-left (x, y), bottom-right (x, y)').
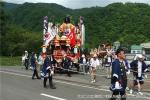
top-left (0, 70), bottom-right (31, 78)
top-left (140, 96), bottom-right (150, 100)
top-left (40, 93), bottom-right (67, 100)
top-left (55, 80), bottom-right (110, 92)
top-left (1, 70), bottom-right (150, 100)
top-left (143, 92), bottom-right (150, 96)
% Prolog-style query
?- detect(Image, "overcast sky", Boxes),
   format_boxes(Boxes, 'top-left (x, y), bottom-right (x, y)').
top-left (3, 0), bottom-right (150, 9)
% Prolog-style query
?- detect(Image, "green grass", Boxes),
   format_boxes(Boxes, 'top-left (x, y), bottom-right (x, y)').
top-left (0, 56), bottom-right (22, 66)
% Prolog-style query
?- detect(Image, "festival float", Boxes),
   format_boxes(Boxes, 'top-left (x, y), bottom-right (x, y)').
top-left (41, 16), bottom-right (85, 69)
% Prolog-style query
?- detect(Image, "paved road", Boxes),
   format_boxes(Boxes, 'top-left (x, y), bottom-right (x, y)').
top-left (0, 66), bottom-right (150, 100)
top-left (0, 70), bottom-right (110, 100)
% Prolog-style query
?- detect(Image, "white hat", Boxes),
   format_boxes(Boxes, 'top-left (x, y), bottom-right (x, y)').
top-left (137, 54), bottom-right (143, 59)
top-left (81, 54), bottom-right (85, 58)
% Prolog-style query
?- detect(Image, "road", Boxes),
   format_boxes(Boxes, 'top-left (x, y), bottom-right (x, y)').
top-left (0, 67), bottom-right (150, 100)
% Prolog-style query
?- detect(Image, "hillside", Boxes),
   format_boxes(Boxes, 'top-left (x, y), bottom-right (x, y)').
top-left (3, 2), bottom-right (20, 11)
top-left (1, 2), bottom-right (150, 56)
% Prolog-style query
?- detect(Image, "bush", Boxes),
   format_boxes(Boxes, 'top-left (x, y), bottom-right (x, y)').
top-left (0, 56), bottom-right (22, 66)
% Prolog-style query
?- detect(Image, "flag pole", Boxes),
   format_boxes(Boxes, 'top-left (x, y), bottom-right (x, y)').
top-left (80, 16), bottom-right (85, 52)
top-left (42, 16), bottom-right (48, 53)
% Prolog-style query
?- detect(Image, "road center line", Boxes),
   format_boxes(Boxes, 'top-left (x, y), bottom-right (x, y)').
top-left (40, 93), bottom-right (67, 100)
top-left (55, 80), bottom-right (110, 92)
top-left (0, 70), bottom-right (31, 78)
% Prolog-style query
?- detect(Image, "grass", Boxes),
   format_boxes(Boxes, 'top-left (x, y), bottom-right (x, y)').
top-left (0, 56), bottom-right (22, 66)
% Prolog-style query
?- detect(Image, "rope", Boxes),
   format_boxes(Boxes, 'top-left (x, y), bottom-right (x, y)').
top-left (52, 65), bottom-right (150, 82)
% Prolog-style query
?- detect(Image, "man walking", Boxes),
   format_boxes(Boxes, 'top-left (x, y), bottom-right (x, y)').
top-left (130, 54), bottom-right (148, 95)
top-left (42, 52), bottom-right (56, 89)
top-left (30, 52), bottom-right (41, 79)
top-left (110, 48), bottom-right (129, 100)
top-left (24, 50), bottom-right (29, 70)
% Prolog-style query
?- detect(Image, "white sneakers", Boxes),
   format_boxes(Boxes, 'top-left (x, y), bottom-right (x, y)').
top-left (129, 89), bottom-right (133, 94)
top-left (93, 79), bottom-right (96, 83)
top-left (107, 75), bottom-right (111, 79)
top-left (137, 91), bottom-right (143, 95)
top-left (126, 87), bottom-right (129, 91)
top-left (129, 89), bottom-right (143, 95)
top-left (145, 74), bottom-right (148, 79)
top-left (91, 79), bottom-right (96, 83)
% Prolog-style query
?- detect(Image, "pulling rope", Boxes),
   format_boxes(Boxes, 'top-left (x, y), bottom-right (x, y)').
top-left (51, 65), bottom-right (150, 82)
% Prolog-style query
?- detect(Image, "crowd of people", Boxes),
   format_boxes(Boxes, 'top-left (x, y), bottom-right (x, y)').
top-left (21, 47), bottom-right (149, 100)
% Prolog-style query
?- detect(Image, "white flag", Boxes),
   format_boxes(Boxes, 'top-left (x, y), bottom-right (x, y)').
top-left (44, 22), bottom-right (57, 46)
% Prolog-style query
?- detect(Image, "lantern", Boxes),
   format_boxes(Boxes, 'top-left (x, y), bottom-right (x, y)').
top-left (66, 38), bottom-right (70, 46)
top-left (61, 35), bottom-right (67, 45)
top-left (54, 35), bottom-right (60, 47)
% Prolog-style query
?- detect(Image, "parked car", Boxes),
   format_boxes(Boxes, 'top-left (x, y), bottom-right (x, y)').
top-left (125, 54), bottom-right (136, 64)
top-left (144, 55), bottom-right (150, 67)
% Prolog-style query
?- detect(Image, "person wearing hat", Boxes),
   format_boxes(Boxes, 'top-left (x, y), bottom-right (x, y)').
top-left (42, 52), bottom-right (56, 89)
top-left (110, 48), bottom-right (130, 100)
top-left (79, 54), bottom-right (88, 73)
top-left (24, 50), bottom-right (29, 70)
top-left (90, 54), bottom-right (99, 83)
top-left (130, 54), bottom-right (148, 95)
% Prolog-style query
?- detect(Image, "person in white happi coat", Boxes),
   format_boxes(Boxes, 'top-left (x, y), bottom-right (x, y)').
top-left (24, 50), bottom-right (29, 70)
top-left (38, 52), bottom-right (44, 76)
top-left (90, 54), bottom-right (99, 83)
top-left (130, 54), bottom-right (148, 95)
top-left (105, 46), bottom-right (114, 78)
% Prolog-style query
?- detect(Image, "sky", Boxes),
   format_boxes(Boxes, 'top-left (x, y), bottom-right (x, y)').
top-left (3, 0), bottom-right (150, 9)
